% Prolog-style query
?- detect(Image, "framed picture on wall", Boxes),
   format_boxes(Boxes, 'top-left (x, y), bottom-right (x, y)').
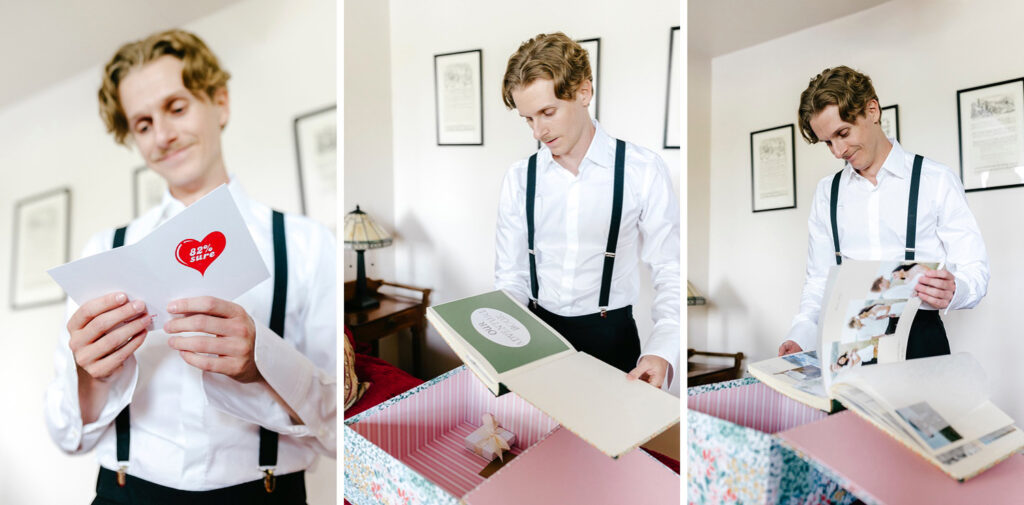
top-left (750, 124), bottom-right (796, 212)
top-left (957, 77), bottom-right (1024, 192)
top-left (434, 49), bottom-right (483, 146)
top-left (578, 37), bottom-right (600, 121)
top-left (133, 165), bottom-right (167, 217)
top-left (663, 26), bottom-right (680, 149)
top-left (881, 104), bottom-right (900, 142)
top-left (294, 104), bottom-right (337, 234)
top-left (10, 187), bottom-right (70, 309)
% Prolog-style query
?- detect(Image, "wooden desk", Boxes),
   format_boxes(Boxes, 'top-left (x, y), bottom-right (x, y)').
top-left (344, 278), bottom-right (431, 379)
top-left (687, 348), bottom-right (744, 387)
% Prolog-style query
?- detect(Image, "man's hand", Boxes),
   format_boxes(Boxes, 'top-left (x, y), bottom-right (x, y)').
top-left (165, 296), bottom-right (262, 383)
top-left (627, 355), bottom-right (669, 389)
top-left (69, 292), bottom-right (152, 381)
top-left (915, 269), bottom-right (956, 309)
top-left (68, 292), bottom-right (153, 424)
top-left (778, 340), bottom-right (803, 356)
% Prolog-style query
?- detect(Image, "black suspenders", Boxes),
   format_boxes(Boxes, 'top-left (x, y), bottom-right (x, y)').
top-left (526, 139), bottom-right (626, 317)
top-left (261, 209), bottom-right (288, 492)
top-left (110, 209), bottom-right (288, 493)
top-left (111, 227), bottom-right (130, 487)
top-left (526, 155), bottom-right (540, 304)
top-left (830, 154), bottom-right (923, 264)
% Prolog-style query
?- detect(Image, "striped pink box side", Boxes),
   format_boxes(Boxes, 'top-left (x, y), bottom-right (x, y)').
top-left (351, 368), bottom-right (558, 460)
top-left (687, 382), bottom-right (826, 434)
top-left (460, 373), bottom-right (558, 449)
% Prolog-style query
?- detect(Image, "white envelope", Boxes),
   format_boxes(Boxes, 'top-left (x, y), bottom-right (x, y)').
top-left (48, 185), bottom-right (270, 326)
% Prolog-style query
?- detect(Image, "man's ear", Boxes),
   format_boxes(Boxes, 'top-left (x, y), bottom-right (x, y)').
top-left (577, 79), bottom-right (593, 108)
top-left (866, 98), bottom-right (881, 124)
top-left (213, 87), bottom-right (230, 129)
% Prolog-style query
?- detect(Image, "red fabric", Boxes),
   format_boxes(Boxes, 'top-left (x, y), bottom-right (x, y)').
top-left (344, 327), bottom-right (424, 420)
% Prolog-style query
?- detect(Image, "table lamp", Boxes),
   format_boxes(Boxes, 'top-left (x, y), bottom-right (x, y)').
top-left (344, 205), bottom-right (392, 310)
top-left (687, 281), bottom-right (706, 306)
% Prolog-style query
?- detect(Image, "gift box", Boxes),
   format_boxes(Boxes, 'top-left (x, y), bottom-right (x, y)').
top-left (687, 377), bottom-right (856, 504)
top-left (345, 366), bottom-right (680, 505)
top-left (464, 414), bottom-right (516, 461)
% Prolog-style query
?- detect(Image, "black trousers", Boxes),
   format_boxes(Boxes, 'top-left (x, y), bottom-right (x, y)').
top-left (885, 310), bottom-right (950, 359)
top-left (93, 467), bottom-right (306, 505)
top-left (529, 304), bottom-right (641, 373)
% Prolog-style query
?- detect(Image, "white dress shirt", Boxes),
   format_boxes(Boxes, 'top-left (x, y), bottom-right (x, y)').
top-left (787, 140), bottom-right (989, 352)
top-left (495, 121), bottom-right (680, 382)
top-left (45, 179), bottom-right (337, 491)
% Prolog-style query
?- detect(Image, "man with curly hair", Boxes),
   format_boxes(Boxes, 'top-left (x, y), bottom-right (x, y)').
top-left (779, 66), bottom-right (988, 359)
top-left (495, 32), bottom-right (680, 390)
top-left (45, 29), bottom-right (335, 503)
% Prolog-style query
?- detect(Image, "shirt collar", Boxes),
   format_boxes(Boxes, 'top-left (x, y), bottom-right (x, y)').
top-left (156, 175), bottom-right (247, 225)
top-left (537, 119), bottom-right (614, 173)
top-left (846, 137), bottom-right (906, 182)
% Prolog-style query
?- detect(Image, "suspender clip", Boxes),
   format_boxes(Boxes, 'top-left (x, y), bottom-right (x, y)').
top-left (263, 468), bottom-right (276, 493)
top-left (528, 249), bottom-right (536, 256)
top-left (905, 247), bottom-right (915, 253)
top-left (600, 307), bottom-right (607, 318)
top-left (116, 464), bottom-right (128, 487)
top-left (834, 252), bottom-right (842, 257)
top-left (530, 299), bottom-right (537, 309)
top-left (604, 252), bottom-right (615, 258)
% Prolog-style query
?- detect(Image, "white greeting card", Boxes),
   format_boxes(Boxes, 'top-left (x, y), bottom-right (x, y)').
top-left (48, 185), bottom-right (269, 325)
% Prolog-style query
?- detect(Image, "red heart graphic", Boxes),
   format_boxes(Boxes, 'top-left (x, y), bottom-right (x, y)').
top-left (175, 231), bottom-right (226, 276)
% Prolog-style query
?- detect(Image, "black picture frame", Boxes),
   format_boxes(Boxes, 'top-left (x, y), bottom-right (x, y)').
top-left (10, 187), bottom-right (71, 309)
top-left (881, 104), bottom-right (900, 143)
top-left (750, 124), bottom-right (796, 212)
top-left (294, 104), bottom-right (338, 232)
top-left (663, 26), bottom-right (680, 149)
top-left (434, 49), bottom-right (484, 146)
top-left (956, 77), bottom-right (1024, 192)
top-left (578, 37), bottom-right (601, 121)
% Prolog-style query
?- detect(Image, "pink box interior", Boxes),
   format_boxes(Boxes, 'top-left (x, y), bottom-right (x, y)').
top-left (348, 368), bottom-right (559, 498)
top-left (688, 381), bottom-right (827, 433)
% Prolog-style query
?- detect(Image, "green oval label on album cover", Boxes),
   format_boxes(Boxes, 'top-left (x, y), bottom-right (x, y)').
top-left (471, 308), bottom-right (531, 347)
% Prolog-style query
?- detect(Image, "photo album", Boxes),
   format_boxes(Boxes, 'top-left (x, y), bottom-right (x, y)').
top-left (749, 259), bottom-right (936, 411)
top-left (748, 260), bottom-right (1023, 480)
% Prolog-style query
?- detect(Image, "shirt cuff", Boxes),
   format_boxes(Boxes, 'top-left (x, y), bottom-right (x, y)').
top-left (786, 320), bottom-right (818, 353)
top-left (638, 326), bottom-right (679, 390)
top-left (53, 357), bottom-right (138, 453)
top-left (944, 274), bottom-right (966, 314)
top-left (202, 321), bottom-right (337, 456)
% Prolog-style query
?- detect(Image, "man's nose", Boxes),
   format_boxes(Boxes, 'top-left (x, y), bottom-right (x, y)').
top-left (532, 119), bottom-right (545, 141)
top-left (154, 116), bottom-right (178, 148)
top-left (830, 139), bottom-right (844, 159)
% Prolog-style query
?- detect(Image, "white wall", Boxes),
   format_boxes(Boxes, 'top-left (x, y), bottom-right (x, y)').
top-left (343, 0), bottom-right (396, 284)
top-left (704, 0), bottom-right (1024, 423)
top-left (381, 0), bottom-right (681, 383)
top-left (0, 0), bottom-right (337, 502)
top-left (687, 35), bottom-right (711, 352)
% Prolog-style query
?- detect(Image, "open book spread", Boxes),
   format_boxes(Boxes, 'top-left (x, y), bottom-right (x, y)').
top-left (748, 259), bottom-right (937, 412)
top-left (830, 353), bottom-right (1024, 481)
top-left (426, 290), bottom-right (679, 459)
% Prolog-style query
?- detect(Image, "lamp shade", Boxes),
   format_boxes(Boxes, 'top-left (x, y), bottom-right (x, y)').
top-left (687, 281), bottom-right (706, 306)
top-left (343, 205), bottom-right (393, 250)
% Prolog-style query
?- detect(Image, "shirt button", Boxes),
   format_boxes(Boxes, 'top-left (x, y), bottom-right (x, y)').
top-left (318, 427), bottom-right (328, 438)
top-left (70, 428), bottom-right (80, 439)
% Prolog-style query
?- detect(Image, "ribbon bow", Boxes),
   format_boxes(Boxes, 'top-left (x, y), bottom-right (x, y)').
top-left (480, 413), bottom-right (511, 461)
